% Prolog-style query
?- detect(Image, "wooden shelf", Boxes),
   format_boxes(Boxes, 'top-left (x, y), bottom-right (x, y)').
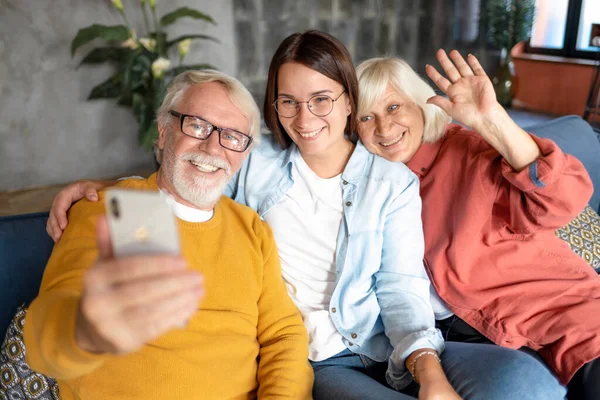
top-left (513, 52), bottom-right (597, 67)
top-left (0, 168), bottom-right (155, 217)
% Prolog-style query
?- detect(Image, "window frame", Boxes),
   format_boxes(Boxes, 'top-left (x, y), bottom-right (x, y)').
top-left (527, 0), bottom-right (598, 59)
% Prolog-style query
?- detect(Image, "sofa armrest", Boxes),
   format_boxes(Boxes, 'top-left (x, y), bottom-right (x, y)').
top-left (527, 115), bottom-right (600, 212)
top-left (0, 212), bottom-right (54, 337)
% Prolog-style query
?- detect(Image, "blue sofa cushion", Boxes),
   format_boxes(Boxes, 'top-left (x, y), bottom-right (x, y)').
top-left (0, 213), bottom-right (54, 337)
top-left (526, 115), bottom-right (600, 212)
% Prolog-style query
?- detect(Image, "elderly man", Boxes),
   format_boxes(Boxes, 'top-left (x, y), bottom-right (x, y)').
top-left (23, 70), bottom-right (313, 399)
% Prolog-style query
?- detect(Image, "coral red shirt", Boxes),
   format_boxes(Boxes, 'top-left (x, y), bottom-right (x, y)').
top-left (407, 124), bottom-right (600, 384)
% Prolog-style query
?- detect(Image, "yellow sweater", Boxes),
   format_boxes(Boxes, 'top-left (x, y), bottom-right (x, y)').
top-left (23, 174), bottom-right (313, 399)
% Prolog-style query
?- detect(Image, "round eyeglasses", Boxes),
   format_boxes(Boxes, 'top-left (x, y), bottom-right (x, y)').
top-left (273, 90), bottom-right (346, 118)
top-left (169, 110), bottom-right (253, 152)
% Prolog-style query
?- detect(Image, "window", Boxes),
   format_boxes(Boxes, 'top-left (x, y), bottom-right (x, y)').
top-left (529, 0), bottom-right (600, 58)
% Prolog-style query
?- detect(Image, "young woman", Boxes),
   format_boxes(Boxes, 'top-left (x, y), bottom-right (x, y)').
top-left (355, 50), bottom-right (600, 400)
top-left (46, 31), bottom-right (565, 399)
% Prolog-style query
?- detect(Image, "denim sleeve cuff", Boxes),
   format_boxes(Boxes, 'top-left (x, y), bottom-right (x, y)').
top-left (385, 328), bottom-right (445, 390)
top-left (528, 161), bottom-right (546, 188)
top-left (500, 134), bottom-right (564, 192)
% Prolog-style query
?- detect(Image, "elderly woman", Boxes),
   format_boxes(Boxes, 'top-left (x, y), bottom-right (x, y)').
top-left (355, 49), bottom-right (600, 399)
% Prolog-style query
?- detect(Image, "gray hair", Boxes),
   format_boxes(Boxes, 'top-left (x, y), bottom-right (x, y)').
top-left (156, 69), bottom-right (261, 143)
top-left (356, 57), bottom-right (451, 143)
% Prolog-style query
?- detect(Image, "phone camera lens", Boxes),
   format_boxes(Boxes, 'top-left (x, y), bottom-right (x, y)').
top-left (110, 197), bottom-right (121, 219)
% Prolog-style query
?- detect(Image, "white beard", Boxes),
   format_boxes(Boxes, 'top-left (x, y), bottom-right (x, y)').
top-left (161, 136), bottom-right (232, 209)
top-left (171, 164), bottom-right (229, 208)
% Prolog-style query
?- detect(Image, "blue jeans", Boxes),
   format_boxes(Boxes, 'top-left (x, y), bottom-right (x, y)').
top-left (438, 314), bottom-right (598, 400)
top-left (310, 342), bottom-right (566, 400)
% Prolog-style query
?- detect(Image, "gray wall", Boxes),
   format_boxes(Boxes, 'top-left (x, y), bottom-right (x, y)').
top-left (234, 0), bottom-right (488, 115)
top-left (1, 0), bottom-right (490, 191)
top-left (0, 0), bottom-right (235, 191)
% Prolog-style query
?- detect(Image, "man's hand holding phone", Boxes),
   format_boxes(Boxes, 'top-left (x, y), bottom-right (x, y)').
top-left (74, 193), bottom-right (204, 355)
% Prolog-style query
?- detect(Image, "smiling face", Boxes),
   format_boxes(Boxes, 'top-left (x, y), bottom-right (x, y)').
top-left (276, 62), bottom-right (351, 160)
top-left (157, 81), bottom-right (250, 210)
top-left (357, 85), bottom-right (425, 163)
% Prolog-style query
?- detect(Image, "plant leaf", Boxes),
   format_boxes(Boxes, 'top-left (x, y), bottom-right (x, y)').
top-left (149, 31), bottom-right (168, 57)
top-left (132, 93), bottom-right (154, 139)
top-left (71, 24), bottom-right (130, 56)
top-left (160, 7), bottom-right (215, 26)
top-left (149, 32), bottom-right (168, 42)
top-left (78, 47), bottom-right (130, 67)
top-left (88, 73), bottom-right (123, 99)
top-left (167, 34), bottom-right (220, 48)
top-left (168, 64), bottom-right (216, 77)
top-left (486, 0), bottom-right (535, 50)
top-left (140, 122), bottom-right (159, 150)
top-left (122, 50), bottom-right (155, 94)
top-left (117, 93), bottom-right (133, 106)
top-left (153, 78), bottom-right (169, 111)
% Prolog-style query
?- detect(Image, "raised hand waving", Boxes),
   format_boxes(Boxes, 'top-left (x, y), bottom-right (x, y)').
top-left (425, 49), bottom-right (501, 131)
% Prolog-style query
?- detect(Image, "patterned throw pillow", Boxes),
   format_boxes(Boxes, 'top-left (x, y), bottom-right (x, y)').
top-left (0, 304), bottom-right (59, 400)
top-left (556, 205), bottom-right (600, 273)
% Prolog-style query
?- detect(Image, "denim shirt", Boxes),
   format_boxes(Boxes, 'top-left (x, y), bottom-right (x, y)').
top-left (225, 134), bottom-right (444, 389)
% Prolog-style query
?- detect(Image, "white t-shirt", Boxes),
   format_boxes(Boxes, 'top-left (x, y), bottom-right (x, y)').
top-left (264, 156), bottom-right (346, 361)
top-left (159, 190), bottom-right (214, 222)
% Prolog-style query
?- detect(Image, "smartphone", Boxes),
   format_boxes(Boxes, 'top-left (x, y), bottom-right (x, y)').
top-left (105, 189), bottom-right (180, 257)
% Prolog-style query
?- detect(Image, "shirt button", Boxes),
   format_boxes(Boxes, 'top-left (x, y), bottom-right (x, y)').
top-left (331, 307), bottom-right (337, 313)
top-left (343, 180), bottom-right (348, 185)
top-left (348, 342), bottom-right (353, 346)
top-left (345, 201), bottom-right (352, 207)
top-left (351, 333), bottom-right (357, 339)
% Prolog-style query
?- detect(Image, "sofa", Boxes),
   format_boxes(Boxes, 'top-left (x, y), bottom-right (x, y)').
top-left (1, 115), bottom-right (600, 341)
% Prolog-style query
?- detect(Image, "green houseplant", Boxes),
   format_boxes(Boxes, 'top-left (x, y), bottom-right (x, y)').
top-left (71, 0), bottom-right (218, 150)
top-left (486, 0), bottom-right (535, 107)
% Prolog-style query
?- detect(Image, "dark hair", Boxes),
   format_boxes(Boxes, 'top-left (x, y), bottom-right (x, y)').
top-left (263, 30), bottom-right (358, 149)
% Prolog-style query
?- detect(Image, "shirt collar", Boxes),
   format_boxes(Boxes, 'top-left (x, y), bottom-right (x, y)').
top-left (283, 142), bottom-right (296, 167)
top-left (288, 140), bottom-right (368, 186)
top-left (342, 141), bottom-right (369, 183)
top-left (406, 136), bottom-right (445, 178)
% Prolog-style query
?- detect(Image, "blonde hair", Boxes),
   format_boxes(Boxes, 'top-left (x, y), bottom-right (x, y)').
top-left (157, 69), bottom-right (261, 143)
top-left (356, 57), bottom-right (451, 143)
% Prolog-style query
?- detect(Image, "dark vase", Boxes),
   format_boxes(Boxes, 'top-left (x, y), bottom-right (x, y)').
top-left (492, 48), bottom-right (518, 108)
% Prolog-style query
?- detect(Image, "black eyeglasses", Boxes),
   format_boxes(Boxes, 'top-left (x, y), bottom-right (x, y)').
top-left (169, 110), bottom-right (253, 153)
top-left (273, 90), bottom-right (346, 118)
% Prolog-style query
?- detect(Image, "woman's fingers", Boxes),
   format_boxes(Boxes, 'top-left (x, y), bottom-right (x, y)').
top-left (85, 189), bottom-right (99, 201)
top-left (47, 182), bottom-right (87, 241)
top-left (46, 181), bottom-right (105, 242)
top-left (426, 64), bottom-right (451, 93)
top-left (432, 49), bottom-right (480, 87)
top-left (467, 53), bottom-right (486, 76)
top-left (426, 95), bottom-right (453, 115)
top-left (449, 50), bottom-right (474, 77)
top-left (46, 214), bottom-right (63, 243)
top-left (435, 49), bottom-right (462, 83)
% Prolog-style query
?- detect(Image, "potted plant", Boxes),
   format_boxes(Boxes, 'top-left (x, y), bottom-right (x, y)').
top-left (486, 0), bottom-right (535, 107)
top-left (71, 0), bottom-right (218, 151)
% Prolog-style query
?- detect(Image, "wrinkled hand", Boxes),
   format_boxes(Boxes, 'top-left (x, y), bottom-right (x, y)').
top-left (75, 216), bottom-right (204, 355)
top-left (47, 180), bottom-right (111, 242)
top-left (426, 49), bottom-right (502, 131)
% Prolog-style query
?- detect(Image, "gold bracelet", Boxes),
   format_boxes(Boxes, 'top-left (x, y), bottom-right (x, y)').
top-left (409, 350), bottom-right (441, 382)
